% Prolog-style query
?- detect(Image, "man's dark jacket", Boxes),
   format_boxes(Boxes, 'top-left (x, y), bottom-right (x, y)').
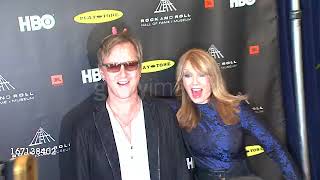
top-left (71, 97), bottom-right (193, 180)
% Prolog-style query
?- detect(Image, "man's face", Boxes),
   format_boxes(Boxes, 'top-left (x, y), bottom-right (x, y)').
top-left (100, 42), bottom-right (141, 100)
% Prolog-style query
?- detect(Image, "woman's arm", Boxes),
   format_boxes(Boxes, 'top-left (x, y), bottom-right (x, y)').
top-left (239, 102), bottom-right (302, 180)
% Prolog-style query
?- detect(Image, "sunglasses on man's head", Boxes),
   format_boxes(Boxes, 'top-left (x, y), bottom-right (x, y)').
top-left (102, 61), bottom-right (140, 73)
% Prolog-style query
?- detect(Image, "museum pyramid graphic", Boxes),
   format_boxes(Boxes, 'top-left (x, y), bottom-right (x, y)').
top-left (0, 74), bottom-right (15, 91)
top-left (154, 0), bottom-right (177, 13)
top-left (29, 127), bottom-right (55, 146)
top-left (208, 44), bottom-right (224, 59)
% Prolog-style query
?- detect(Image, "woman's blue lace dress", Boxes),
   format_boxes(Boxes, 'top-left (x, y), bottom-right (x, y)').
top-left (172, 102), bottom-right (300, 180)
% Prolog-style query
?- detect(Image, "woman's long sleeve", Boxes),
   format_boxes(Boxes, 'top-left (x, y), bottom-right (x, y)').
top-left (239, 103), bottom-right (301, 180)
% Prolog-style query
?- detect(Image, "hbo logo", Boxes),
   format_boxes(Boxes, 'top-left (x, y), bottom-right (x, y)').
top-left (18, 14), bottom-right (55, 32)
top-left (230, 0), bottom-right (256, 8)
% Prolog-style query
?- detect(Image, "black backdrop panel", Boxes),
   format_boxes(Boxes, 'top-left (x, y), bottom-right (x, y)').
top-left (0, 0), bottom-right (286, 179)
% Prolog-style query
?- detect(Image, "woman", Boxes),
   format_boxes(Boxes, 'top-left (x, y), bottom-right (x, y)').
top-left (174, 48), bottom-right (301, 180)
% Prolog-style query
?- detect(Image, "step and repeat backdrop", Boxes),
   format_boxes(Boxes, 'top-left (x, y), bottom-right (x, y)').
top-left (0, 0), bottom-right (286, 179)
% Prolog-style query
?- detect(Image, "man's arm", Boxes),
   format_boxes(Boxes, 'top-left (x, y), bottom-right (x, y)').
top-left (71, 124), bottom-right (90, 180)
top-left (166, 103), bottom-right (194, 180)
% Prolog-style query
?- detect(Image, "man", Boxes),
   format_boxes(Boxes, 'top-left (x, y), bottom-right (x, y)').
top-left (71, 28), bottom-right (193, 180)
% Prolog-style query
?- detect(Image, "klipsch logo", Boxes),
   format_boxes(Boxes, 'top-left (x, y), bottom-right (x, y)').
top-left (249, 45), bottom-right (260, 55)
top-left (140, 0), bottom-right (191, 27)
top-left (50, 74), bottom-right (63, 87)
top-left (230, 0), bottom-right (256, 8)
top-left (208, 44), bottom-right (238, 69)
top-left (74, 10), bottom-right (123, 24)
top-left (11, 127), bottom-right (70, 158)
top-left (204, 0), bottom-right (215, 9)
top-left (142, 60), bottom-right (175, 73)
top-left (0, 74), bottom-right (35, 105)
top-left (51, 74), bottom-right (64, 87)
top-left (18, 14), bottom-right (55, 32)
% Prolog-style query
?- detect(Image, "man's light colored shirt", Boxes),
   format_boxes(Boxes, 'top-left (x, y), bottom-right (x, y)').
top-left (106, 101), bottom-right (151, 180)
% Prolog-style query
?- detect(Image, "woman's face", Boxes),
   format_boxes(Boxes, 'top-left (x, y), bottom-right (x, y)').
top-left (182, 61), bottom-right (212, 104)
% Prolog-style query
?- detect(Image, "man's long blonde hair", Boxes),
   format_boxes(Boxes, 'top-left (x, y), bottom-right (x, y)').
top-left (175, 48), bottom-right (247, 131)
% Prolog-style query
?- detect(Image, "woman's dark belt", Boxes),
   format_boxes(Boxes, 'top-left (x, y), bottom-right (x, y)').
top-left (195, 160), bottom-right (262, 180)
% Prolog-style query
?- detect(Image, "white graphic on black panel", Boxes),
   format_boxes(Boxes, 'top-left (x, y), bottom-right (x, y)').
top-left (208, 44), bottom-right (224, 59)
top-left (0, 75), bottom-right (15, 92)
top-left (29, 127), bottom-right (55, 146)
top-left (154, 0), bottom-right (177, 14)
top-left (18, 14), bottom-right (55, 32)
